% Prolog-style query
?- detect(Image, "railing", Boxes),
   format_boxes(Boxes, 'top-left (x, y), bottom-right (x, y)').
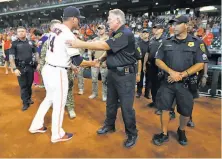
top-left (0, 0), bottom-right (102, 16)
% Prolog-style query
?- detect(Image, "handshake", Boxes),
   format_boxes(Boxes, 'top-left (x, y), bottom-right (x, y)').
top-left (92, 59), bottom-right (102, 68)
top-left (167, 70), bottom-right (188, 83)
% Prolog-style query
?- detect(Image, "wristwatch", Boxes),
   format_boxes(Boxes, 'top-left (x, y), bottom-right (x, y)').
top-left (203, 74), bottom-right (208, 78)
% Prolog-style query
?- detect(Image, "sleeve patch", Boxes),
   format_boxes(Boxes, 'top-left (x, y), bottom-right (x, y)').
top-left (114, 32), bottom-right (123, 39)
top-left (200, 43), bottom-right (206, 53)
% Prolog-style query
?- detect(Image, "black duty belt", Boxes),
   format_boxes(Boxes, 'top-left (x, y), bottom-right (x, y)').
top-left (47, 64), bottom-right (68, 70)
top-left (109, 65), bottom-right (136, 76)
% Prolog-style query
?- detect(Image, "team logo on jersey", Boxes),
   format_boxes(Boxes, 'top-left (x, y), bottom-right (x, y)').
top-left (188, 42), bottom-right (194, 47)
top-left (200, 43), bottom-right (206, 53)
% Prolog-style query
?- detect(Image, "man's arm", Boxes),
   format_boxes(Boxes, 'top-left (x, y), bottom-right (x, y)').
top-left (180, 63), bottom-right (204, 78)
top-left (203, 63), bottom-right (208, 76)
top-left (136, 60), bottom-right (142, 82)
top-left (68, 39), bottom-right (110, 51)
top-left (67, 32), bottom-right (128, 53)
top-left (143, 53), bottom-right (149, 72)
top-left (9, 54), bottom-right (16, 69)
top-left (2, 41), bottom-right (5, 57)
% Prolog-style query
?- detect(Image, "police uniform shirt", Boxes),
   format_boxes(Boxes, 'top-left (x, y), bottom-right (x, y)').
top-left (148, 34), bottom-right (165, 65)
top-left (105, 25), bottom-right (137, 69)
top-left (139, 38), bottom-right (149, 61)
top-left (10, 39), bottom-right (37, 62)
top-left (155, 34), bottom-right (208, 74)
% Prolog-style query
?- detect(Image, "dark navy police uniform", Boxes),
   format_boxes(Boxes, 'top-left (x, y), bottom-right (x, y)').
top-left (155, 34), bottom-right (208, 117)
top-left (103, 25), bottom-right (141, 136)
top-left (147, 33), bottom-right (165, 104)
top-left (10, 39), bottom-right (37, 108)
top-left (137, 36), bottom-right (150, 96)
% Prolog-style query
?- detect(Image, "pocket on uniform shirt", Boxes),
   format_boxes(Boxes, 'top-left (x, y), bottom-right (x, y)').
top-left (183, 48), bottom-right (195, 63)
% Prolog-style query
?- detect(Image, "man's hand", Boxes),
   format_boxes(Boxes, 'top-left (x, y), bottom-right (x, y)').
top-left (14, 69), bottom-right (21, 76)
top-left (200, 76), bottom-right (207, 87)
top-left (3, 54), bottom-right (6, 58)
top-left (136, 74), bottom-right (141, 82)
top-left (36, 64), bottom-right (40, 72)
top-left (73, 67), bottom-right (79, 75)
top-left (143, 66), bottom-right (146, 73)
top-left (93, 59), bottom-right (100, 68)
top-left (169, 70), bottom-right (183, 82)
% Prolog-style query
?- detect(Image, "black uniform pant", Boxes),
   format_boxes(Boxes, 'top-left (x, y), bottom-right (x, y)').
top-left (105, 70), bottom-right (138, 136)
top-left (137, 63), bottom-right (151, 96)
top-left (156, 81), bottom-right (194, 117)
top-left (17, 65), bottom-right (34, 105)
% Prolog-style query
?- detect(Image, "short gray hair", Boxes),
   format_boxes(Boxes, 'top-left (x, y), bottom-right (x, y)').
top-left (50, 19), bottom-right (61, 30)
top-left (109, 9), bottom-right (126, 25)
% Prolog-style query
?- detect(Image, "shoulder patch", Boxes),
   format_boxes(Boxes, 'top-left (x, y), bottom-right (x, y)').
top-left (114, 32), bottom-right (123, 39)
top-left (200, 43), bottom-right (206, 53)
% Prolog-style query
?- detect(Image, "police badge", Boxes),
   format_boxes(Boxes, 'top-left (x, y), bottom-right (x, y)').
top-left (188, 42), bottom-right (194, 47)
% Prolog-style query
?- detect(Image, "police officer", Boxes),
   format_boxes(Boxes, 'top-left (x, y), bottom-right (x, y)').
top-left (144, 24), bottom-right (165, 113)
top-left (9, 26), bottom-right (40, 111)
top-left (67, 9), bottom-right (141, 148)
top-left (169, 21), bottom-right (210, 127)
top-left (136, 29), bottom-right (150, 98)
top-left (88, 25), bottom-right (109, 101)
top-left (152, 15), bottom-right (208, 146)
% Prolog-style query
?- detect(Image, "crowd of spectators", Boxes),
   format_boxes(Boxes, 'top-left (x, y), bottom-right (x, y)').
top-left (0, 0), bottom-right (85, 13)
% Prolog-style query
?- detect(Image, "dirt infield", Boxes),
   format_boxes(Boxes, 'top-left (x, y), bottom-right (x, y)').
top-left (0, 68), bottom-right (221, 158)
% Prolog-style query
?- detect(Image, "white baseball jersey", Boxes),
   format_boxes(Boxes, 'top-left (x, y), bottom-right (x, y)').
top-left (46, 24), bottom-right (79, 68)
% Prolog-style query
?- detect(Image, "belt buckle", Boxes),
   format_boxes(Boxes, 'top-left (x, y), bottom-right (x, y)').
top-left (125, 67), bottom-right (129, 74)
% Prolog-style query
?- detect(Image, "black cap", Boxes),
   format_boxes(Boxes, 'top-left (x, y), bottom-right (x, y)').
top-left (168, 15), bottom-right (189, 24)
top-left (142, 29), bottom-right (149, 33)
top-left (153, 24), bottom-right (164, 29)
top-left (63, 6), bottom-right (85, 19)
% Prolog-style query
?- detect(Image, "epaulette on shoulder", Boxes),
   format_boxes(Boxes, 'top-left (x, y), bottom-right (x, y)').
top-left (191, 35), bottom-right (201, 41)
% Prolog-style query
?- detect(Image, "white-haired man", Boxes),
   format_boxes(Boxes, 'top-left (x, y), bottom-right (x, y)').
top-left (67, 9), bottom-right (142, 148)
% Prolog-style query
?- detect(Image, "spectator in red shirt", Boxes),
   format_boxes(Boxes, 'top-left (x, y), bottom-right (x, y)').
top-left (202, 29), bottom-right (214, 47)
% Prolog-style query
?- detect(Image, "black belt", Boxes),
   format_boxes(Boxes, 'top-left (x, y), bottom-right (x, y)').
top-left (48, 64), bottom-right (68, 70)
top-left (109, 65), bottom-right (136, 75)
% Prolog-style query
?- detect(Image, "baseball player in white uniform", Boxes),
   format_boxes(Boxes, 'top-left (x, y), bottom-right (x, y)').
top-left (29, 6), bottom-right (96, 143)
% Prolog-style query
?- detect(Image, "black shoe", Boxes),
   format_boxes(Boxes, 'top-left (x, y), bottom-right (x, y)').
top-left (155, 110), bottom-right (162, 115)
top-left (22, 104), bottom-right (30, 111)
top-left (147, 102), bottom-right (155, 107)
top-left (177, 128), bottom-right (188, 146)
top-left (136, 93), bottom-right (141, 98)
top-left (28, 99), bottom-right (34, 105)
top-left (170, 111), bottom-right (176, 120)
top-left (187, 120), bottom-right (195, 128)
top-left (124, 135), bottom-right (138, 148)
top-left (152, 132), bottom-right (169, 146)
top-left (97, 125), bottom-right (115, 135)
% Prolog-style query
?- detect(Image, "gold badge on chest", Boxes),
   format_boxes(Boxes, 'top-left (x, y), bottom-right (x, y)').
top-left (188, 42), bottom-right (194, 47)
